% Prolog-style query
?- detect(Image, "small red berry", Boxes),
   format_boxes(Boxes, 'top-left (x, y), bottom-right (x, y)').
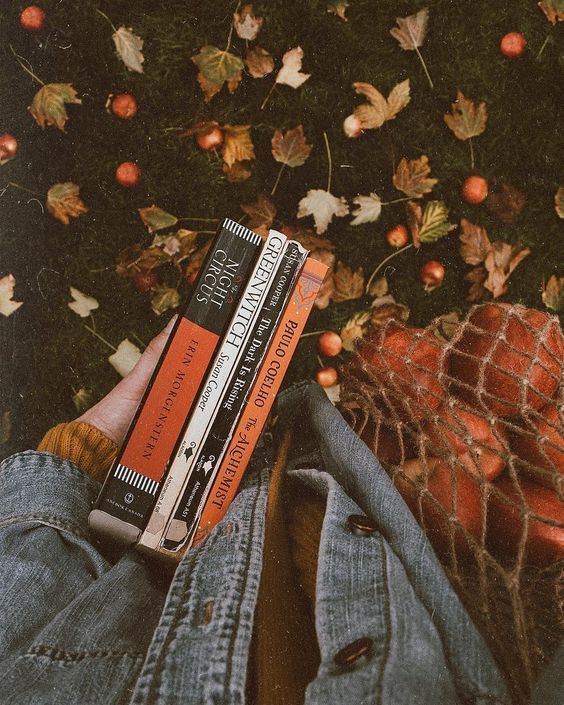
top-left (343, 114), bottom-right (363, 138)
top-left (116, 161), bottom-right (141, 188)
top-left (386, 224), bottom-right (409, 248)
top-left (134, 270), bottom-right (159, 293)
top-left (111, 93), bottom-right (138, 120)
top-left (500, 32), bottom-right (527, 59)
top-left (420, 261), bottom-right (445, 289)
top-left (315, 366), bottom-right (338, 388)
top-left (20, 5), bottom-right (46, 32)
top-left (0, 134), bottom-right (18, 163)
top-left (461, 175), bottom-right (489, 205)
top-left (318, 331), bottom-right (343, 357)
top-left (196, 127), bottom-right (224, 151)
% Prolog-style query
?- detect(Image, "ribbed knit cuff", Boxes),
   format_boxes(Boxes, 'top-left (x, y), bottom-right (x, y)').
top-left (37, 422), bottom-right (118, 483)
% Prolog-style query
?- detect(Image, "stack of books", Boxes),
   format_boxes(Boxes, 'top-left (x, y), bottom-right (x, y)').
top-left (89, 218), bottom-right (328, 560)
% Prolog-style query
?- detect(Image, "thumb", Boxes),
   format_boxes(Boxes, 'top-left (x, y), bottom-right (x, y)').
top-left (129, 314), bottom-right (178, 384)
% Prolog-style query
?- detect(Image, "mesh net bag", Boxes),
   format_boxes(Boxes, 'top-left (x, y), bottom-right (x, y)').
top-left (339, 302), bottom-right (563, 705)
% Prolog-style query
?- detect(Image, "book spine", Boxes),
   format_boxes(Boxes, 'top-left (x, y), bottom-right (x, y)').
top-left (137, 230), bottom-right (288, 553)
top-left (158, 240), bottom-right (308, 555)
top-left (88, 218), bottom-right (262, 544)
top-left (191, 257), bottom-right (328, 549)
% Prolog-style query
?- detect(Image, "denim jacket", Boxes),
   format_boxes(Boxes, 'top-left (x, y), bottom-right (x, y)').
top-left (0, 382), bottom-right (558, 704)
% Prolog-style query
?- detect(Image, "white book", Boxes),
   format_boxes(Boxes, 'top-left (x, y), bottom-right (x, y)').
top-left (137, 230), bottom-right (287, 552)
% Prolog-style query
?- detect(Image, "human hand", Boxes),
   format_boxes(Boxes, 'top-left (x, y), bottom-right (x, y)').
top-left (78, 315), bottom-right (177, 445)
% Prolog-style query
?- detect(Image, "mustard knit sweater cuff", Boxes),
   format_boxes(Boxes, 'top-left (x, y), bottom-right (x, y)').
top-left (38, 422), bottom-right (118, 483)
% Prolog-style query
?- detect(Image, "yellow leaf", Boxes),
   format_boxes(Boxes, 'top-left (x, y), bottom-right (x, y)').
top-left (0, 274), bottom-right (23, 317)
top-left (353, 79), bottom-right (410, 130)
top-left (444, 90), bottom-right (487, 141)
top-left (29, 84), bottom-right (81, 131)
top-left (46, 183), bottom-right (88, 224)
top-left (393, 155), bottom-right (437, 198)
top-left (222, 125), bottom-right (255, 168)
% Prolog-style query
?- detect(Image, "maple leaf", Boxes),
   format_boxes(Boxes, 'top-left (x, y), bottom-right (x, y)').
top-left (275, 46), bottom-right (311, 88)
top-left (0, 274), bottom-right (23, 317)
top-left (332, 262), bottom-right (365, 303)
top-left (29, 84), bottom-right (81, 131)
top-left (297, 189), bottom-right (349, 234)
top-left (113, 27), bottom-right (145, 73)
top-left (233, 4), bottom-right (263, 41)
top-left (271, 125), bottom-right (313, 167)
top-left (192, 46), bottom-right (244, 102)
top-left (486, 183), bottom-right (525, 224)
top-left (350, 193), bottom-right (382, 225)
top-left (327, 1), bottom-right (349, 21)
top-left (459, 218), bottom-right (492, 265)
top-left (341, 311), bottom-right (371, 351)
top-left (72, 388), bottom-right (94, 413)
top-left (444, 90), bottom-right (487, 141)
top-left (151, 285), bottom-right (180, 316)
top-left (139, 206), bottom-right (178, 233)
top-left (46, 183), bottom-right (88, 225)
top-left (241, 194), bottom-right (276, 238)
top-left (353, 79), bottom-right (410, 130)
top-left (407, 200), bottom-right (455, 245)
top-left (393, 156), bottom-right (437, 198)
top-left (68, 287), bottom-right (99, 318)
top-left (542, 275), bottom-right (564, 312)
top-left (292, 227), bottom-right (334, 255)
top-left (109, 339), bottom-right (141, 377)
top-left (244, 46), bottom-right (275, 78)
top-left (223, 161), bottom-right (252, 182)
top-left (555, 186), bottom-right (564, 218)
top-left (222, 125), bottom-right (255, 168)
top-left (483, 243), bottom-right (531, 299)
top-left (538, 0), bottom-right (564, 24)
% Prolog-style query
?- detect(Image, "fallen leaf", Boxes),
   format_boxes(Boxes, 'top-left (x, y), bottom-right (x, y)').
top-left (152, 234), bottom-right (180, 256)
top-left (341, 311), bottom-right (371, 350)
top-left (297, 189), bottom-right (349, 234)
top-left (192, 46), bottom-right (244, 101)
top-left (483, 242), bottom-right (531, 298)
top-left (109, 339), bottom-right (141, 377)
top-left (68, 287), bottom-right (99, 318)
top-left (555, 186), bottom-right (564, 218)
top-left (465, 266), bottom-right (487, 302)
top-left (370, 301), bottom-right (410, 327)
top-left (417, 200), bottom-right (456, 243)
top-left (327, 1), bottom-right (349, 21)
top-left (538, 0), bottom-right (564, 24)
top-left (444, 90), bottom-right (487, 141)
top-left (185, 242), bottom-right (211, 283)
top-left (353, 79), bottom-right (410, 130)
top-left (542, 275), bottom-right (564, 312)
top-left (405, 200), bottom-right (423, 247)
top-left (486, 183), bottom-right (525, 224)
top-left (179, 120), bottom-right (221, 139)
top-left (222, 125), bottom-right (255, 168)
top-left (172, 229), bottom-right (200, 264)
top-left (292, 227), bottom-right (335, 255)
top-left (275, 46), bottom-right (311, 88)
top-left (332, 262), bottom-right (365, 303)
top-left (314, 251), bottom-right (336, 309)
top-left (244, 46), bottom-right (275, 78)
top-left (116, 244), bottom-right (171, 277)
top-left (151, 285), bottom-right (181, 316)
top-left (0, 274), bottom-right (23, 317)
top-left (139, 206), bottom-right (178, 233)
top-left (72, 388), bottom-right (94, 413)
top-left (29, 84), bottom-right (81, 131)
top-left (271, 125), bottom-right (313, 167)
top-left (393, 155), bottom-right (437, 198)
top-left (241, 194), bottom-right (276, 237)
top-left (367, 275), bottom-right (388, 298)
top-left (459, 218), bottom-right (492, 265)
top-left (46, 183), bottom-right (88, 225)
top-left (113, 26), bottom-right (145, 73)
top-left (432, 311), bottom-right (461, 342)
top-left (223, 161), bottom-right (252, 182)
top-left (390, 7), bottom-right (429, 50)
top-left (233, 4), bottom-right (263, 41)
top-left (350, 193), bottom-right (382, 225)
top-left (0, 410), bottom-right (11, 445)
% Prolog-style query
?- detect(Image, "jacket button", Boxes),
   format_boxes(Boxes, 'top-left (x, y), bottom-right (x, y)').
top-left (347, 514), bottom-right (378, 537)
top-left (333, 637), bottom-right (373, 669)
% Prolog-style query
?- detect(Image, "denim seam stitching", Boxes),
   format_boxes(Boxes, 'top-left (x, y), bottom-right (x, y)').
top-left (25, 645), bottom-right (144, 662)
top-left (0, 513), bottom-right (89, 539)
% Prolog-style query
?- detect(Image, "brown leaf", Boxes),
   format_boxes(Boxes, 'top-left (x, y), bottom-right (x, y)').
top-left (241, 194), bottom-right (276, 237)
top-left (29, 84), bottom-right (81, 131)
top-left (223, 161), bottom-right (252, 183)
top-left (332, 262), bottom-right (365, 303)
top-left (341, 311), bottom-right (371, 351)
top-left (116, 244), bottom-right (170, 277)
top-left (444, 90), bottom-right (487, 141)
top-left (46, 183), bottom-right (88, 225)
top-left (393, 155), bottom-right (437, 199)
top-left (406, 200), bottom-right (423, 247)
top-left (459, 218), bottom-right (492, 265)
top-left (185, 242), bottom-right (211, 282)
top-left (465, 266), bottom-right (488, 302)
top-left (191, 46), bottom-right (244, 102)
top-left (538, 1), bottom-right (564, 24)
top-left (370, 302), bottom-right (409, 328)
top-left (222, 125), bottom-right (255, 168)
top-left (555, 186), bottom-right (564, 218)
top-left (179, 120), bottom-right (221, 138)
top-left (271, 125), bottom-right (313, 167)
top-left (244, 46), bottom-right (275, 78)
top-left (353, 80), bottom-right (410, 130)
top-left (367, 275), bottom-right (388, 298)
top-left (312, 250), bottom-right (336, 309)
top-left (486, 183), bottom-right (526, 224)
top-left (292, 226), bottom-right (334, 254)
top-left (390, 7), bottom-right (429, 50)
top-left (327, 1), bottom-right (349, 21)
top-left (483, 242), bottom-right (531, 298)
top-left (542, 275), bottom-right (564, 312)
top-left (233, 4), bottom-right (263, 41)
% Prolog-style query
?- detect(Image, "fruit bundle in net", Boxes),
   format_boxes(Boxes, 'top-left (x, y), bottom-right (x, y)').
top-left (339, 303), bottom-right (563, 704)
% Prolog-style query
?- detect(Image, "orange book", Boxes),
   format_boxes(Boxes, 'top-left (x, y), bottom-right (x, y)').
top-left (192, 257), bottom-right (328, 547)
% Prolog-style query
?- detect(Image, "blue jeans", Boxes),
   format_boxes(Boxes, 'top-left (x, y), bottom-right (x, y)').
top-left (0, 382), bottom-right (559, 703)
